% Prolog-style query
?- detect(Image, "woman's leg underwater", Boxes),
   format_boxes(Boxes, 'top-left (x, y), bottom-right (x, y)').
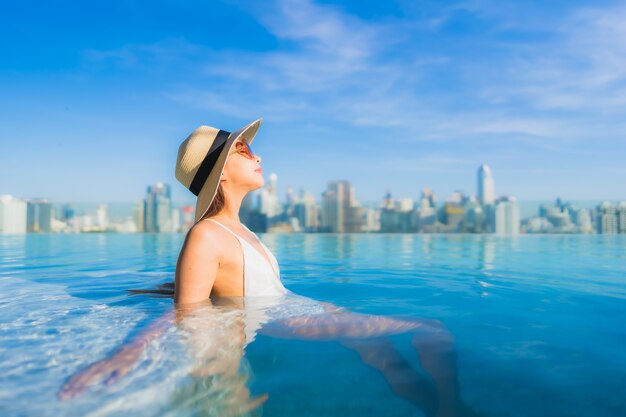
top-left (338, 336), bottom-right (438, 417)
top-left (258, 310), bottom-right (478, 416)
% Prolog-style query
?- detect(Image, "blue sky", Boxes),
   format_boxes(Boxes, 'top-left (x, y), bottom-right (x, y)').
top-left (1, 0), bottom-right (624, 205)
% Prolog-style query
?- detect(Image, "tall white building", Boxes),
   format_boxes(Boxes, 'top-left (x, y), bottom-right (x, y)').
top-left (293, 189), bottom-right (320, 232)
top-left (361, 206), bottom-right (381, 232)
top-left (171, 206), bottom-right (181, 233)
top-left (495, 196), bottom-right (520, 235)
top-left (618, 202), bottom-right (626, 234)
top-left (133, 200), bottom-right (145, 232)
top-left (0, 195), bottom-right (27, 234)
top-left (477, 164), bottom-right (495, 206)
top-left (258, 173), bottom-right (281, 220)
top-left (417, 188), bottom-right (437, 230)
top-left (573, 208), bottom-right (593, 234)
top-left (96, 204), bottom-right (109, 229)
top-left (27, 199), bottom-right (54, 232)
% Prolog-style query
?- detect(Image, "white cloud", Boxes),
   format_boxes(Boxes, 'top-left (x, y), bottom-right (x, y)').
top-left (82, 0), bottom-right (626, 148)
top-left (474, 3), bottom-right (626, 117)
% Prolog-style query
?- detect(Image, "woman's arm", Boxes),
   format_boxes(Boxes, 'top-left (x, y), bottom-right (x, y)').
top-left (174, 223), bottom-right (220, 304)
top-left (59, 225), bottom-right (221, 400)
top-left (58, 307), bottom-right (175, 400)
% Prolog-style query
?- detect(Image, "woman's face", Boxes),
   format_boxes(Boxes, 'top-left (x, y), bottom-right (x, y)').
top-left (221, 138), bottom-right (264, 190)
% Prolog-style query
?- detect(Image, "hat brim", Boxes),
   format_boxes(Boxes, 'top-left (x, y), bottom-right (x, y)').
top-left (193, 118), bottom-right (263, 224)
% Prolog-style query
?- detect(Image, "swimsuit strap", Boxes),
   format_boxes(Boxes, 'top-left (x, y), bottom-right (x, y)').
top-left (207, 218), bottom-right (279, 277)
top-left (206, 218), bottom-right (244, 240)
top-left (240, 223), bottom-right (264, 246)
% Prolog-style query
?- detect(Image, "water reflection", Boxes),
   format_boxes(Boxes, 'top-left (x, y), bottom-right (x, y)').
top-left (61, 292), bottom-right (482, 417)
top-left (166, 298), bottom-right (267, 417)
top-left (140, 234), bottom-right (181, 271)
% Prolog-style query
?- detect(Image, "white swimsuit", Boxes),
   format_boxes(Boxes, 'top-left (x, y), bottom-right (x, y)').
top-left (207, 218), bottom-right (288, 297)
top-left (206, 219), bottom-right (327, 345)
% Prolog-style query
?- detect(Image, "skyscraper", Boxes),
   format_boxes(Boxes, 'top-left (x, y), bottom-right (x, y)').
top-left (0, 195), bottom-right (27, 234)
top-left (477, 164), bottom-right (495, 206)
top-left (293, 189), bottom-right (321, 232)
top-left (440, 191), bottom-right (467, 232)
top-left (26, 199), bottom-right (53, 233)
top-left (464, 196), bottom-right (485, 233)
top-left (478, 164), bottom-right (496, 232)
top-left (60, 203), bottom-right (75, 223)
top-left (258, 173), bottom-right (281, 221)
top-left (597, 201), bottom-right (618, 234)
top-left (133, 200), bottom-right (145, 232)
top-left (96, 204), bottom-right (109, 230)
top-left (321, 180), bottom-right (362, 233)
top-left (417, 187), bottom-right (438, 231)
top-left (617, 202), bottom-right (626, 234)
top-left (144, 182), bottom-right (172, 232)
top-left (495, 196), bottom-right (520, 235)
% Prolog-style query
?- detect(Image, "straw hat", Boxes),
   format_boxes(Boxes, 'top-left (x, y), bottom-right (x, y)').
top-left (175, 118), bottom-right (262, 224)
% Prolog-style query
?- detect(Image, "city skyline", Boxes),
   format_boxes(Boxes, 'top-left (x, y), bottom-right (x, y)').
top-left (2, 163), bottom-right (623, 215)
top-left (2, 1), bottom-right (626, 204)
top-left (3, 162), bottom-right (625, 235)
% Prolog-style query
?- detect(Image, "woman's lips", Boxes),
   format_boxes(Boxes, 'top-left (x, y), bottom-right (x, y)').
top-left (255, 168), bottom-right (263, 174)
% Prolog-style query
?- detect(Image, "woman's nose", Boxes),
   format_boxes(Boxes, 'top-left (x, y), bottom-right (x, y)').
top-left (255, 154), bottom-right (261, 163)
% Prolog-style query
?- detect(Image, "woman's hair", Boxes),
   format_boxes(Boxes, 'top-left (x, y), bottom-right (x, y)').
top-left (200, 182), bottom-right (225, 221)
top-left (127, 282), bottom-right (174, 297)
top-left (127, 183), bottom-right (226, 298)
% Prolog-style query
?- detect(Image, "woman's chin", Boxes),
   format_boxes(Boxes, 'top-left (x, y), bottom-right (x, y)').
top-left (252, 177), bottom-right (265, 190)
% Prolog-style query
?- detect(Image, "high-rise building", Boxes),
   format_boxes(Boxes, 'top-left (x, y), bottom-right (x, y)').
top-left (416, 188), bottom-right (438, 232)
top-left (0, 195), bottom-right (27, 234)
top-left (477, 164), bottom-right (495, 206)
top-left (144, 182), bottom-right (172, 232)
top-left (258, 173), bottom-right (281, 224)
top-left (96, 204), bottom-right (109, 230)
top-left (321, 180), bottom-right (362, 233)
top-left (60, 203), bottom-right (75, 222)
top-left (464, 196), bottom-right (485, 233)
top-left (26, 199), bottom-right (53, 233)
top-left (379, 191), bottom-right (396, 232)
top-left (285, 186), bottom-right (297, 209)
top-left (546, 205), bottom-right (571, 230)
top-left (572, 207), bottom-right (593, 234)
top-left (478, 164), bottom-right (496, 232)
top-left (293, 189), bottom-right (320, 232)
top-left (379, 192), bottom-right (413, 232)
top-left (361, 205), bottom-right (381, 232)
top-left (617, 202), bottom-right (626, 234)
top-left (597, 201), bottom-right (618, 234)
top-left (441, 191), bottom-right (467, 231)
top-left (382, 190), bottom-right (394, 210)
top-left (421, 187), bottom-right (436, 208)
top-left (179, 205), bottom-right (195, 234)
top-left (495, 196), bottom-right (520, 235)
top-left (397, 198), bottom-right (415, 232)
top-left (171, 206), bottom-right (181, 233)
top-left (133, 200), bottom-right (145, 232)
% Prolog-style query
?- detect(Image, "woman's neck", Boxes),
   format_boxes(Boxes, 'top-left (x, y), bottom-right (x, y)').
top-left (212, 200), bottom-right (243, 227)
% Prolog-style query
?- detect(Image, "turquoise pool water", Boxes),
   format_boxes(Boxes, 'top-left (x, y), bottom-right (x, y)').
top-left (1, 233), bottom-right (625, 416)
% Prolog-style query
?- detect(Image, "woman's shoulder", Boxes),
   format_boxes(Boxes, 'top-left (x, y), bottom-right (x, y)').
top-left (184, 219), bottom-right (231, 253)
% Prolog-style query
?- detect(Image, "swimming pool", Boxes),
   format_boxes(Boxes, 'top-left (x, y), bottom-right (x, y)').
top-left (1, 233), bottom-right (625, 416)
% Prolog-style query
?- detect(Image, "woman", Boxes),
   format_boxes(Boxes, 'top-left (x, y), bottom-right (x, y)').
top-left (59, 119), bottom-right (479, 417)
